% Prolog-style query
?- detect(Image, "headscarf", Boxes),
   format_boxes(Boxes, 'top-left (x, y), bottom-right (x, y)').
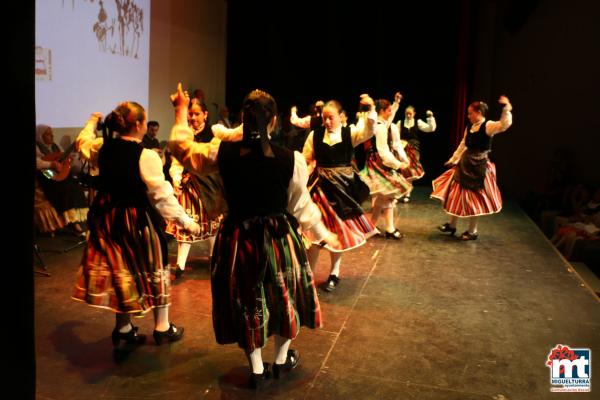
top-left (36, 124), bottom-right (51, 143)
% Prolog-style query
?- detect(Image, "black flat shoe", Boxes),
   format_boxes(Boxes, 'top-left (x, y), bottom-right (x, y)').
top-left (273, 349), bottom-right (299, 379)
top-left (170, 263), bottom-right (184, 279)
top-left (111, 324), bottom-right (146, 347)
top-left (249, 362), bottom-right (271, 390)
top-left (437, 223), bottom-right (457, 235)
top-left (324, 275), bottom-right (340, 292)
top-left (460, 231), bottom-right (478, 241)
top-left (384, 229), bottom-right (405, 240)
top-left (153, 323), bottom-right (184, 345)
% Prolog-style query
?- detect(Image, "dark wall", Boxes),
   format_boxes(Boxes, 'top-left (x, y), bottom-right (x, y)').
top-left (469, 0), bottom-right (600, 199)
top-left (226, 0), bottom-right (600, 196)
top-left (226, 0), bottom-right (461, 181)
top-left (14, 0), bottom-right (35, 398)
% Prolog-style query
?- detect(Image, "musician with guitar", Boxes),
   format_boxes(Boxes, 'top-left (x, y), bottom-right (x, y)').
top-left (35, 124), bottom-right (88, 235)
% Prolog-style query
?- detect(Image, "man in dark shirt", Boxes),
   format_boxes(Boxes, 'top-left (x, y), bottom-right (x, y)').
top-left (142, 120), bottom-right (160, 149)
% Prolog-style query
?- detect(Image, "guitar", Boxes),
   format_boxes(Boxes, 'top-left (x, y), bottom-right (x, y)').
top-left (40, 141), bottom-right (76, 181)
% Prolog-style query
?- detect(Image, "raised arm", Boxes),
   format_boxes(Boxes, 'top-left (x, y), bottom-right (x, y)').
top-left (290, 106), bottom-right (312, 129)
top-left (167, 83), bottom-right (219, 176)
top-left (350, 94), bottom-right (377, 146)
top-left (417, 110), bottom-right (437, 132)
top-left (388, 92), bottom-right (403, 127)
top-left (485, 96), bottom-right (513, 136)
top-left (76, 113), bottom-right (104, 166)
top-left (212, 123), bottom-right (243, 142)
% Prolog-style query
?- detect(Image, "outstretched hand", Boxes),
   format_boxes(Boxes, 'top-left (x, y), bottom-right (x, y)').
top-left (91, 112), bottom-right (103, 121)
top-left (186, 221), bottom-right (201, 236)
top-left (359, 93), bottom-right (374, 107)
top-left (498, 95), bottom-right (510, 105)
top-left (394, 92), bottom-right (403, 103)
top-left (170, 82), bottom-right (190, 108)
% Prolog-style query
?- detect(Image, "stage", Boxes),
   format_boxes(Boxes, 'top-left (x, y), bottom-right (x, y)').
top-left (34, 188), bottom-right (599, 399)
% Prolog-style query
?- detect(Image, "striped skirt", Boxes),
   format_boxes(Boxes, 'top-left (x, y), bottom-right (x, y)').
top-left (431, 159), bottom-right (502, 217)
top-left (400, 143), bottom-right (425, 181)
top-left (73, 196), bottom-right (171, 315)
top-left (166, 172), bottom-right (220, 242)
top-left (211, 214), bottom-right (321, 352)
top-left (305, 167), bottom-right (377, 252)
top-left (360, 152), bottom-right (413, 198)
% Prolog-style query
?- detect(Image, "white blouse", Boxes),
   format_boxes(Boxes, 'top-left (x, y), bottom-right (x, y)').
top-left (302, 109), bottom-right (377, 165)
top-left (448, 104), bottom-right (513, 164)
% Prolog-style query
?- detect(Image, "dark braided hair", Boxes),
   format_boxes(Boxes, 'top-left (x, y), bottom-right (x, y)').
top-left (242, 89), bottom-right (277, 157)
top-left (469, 101), bottom-right (489, 117)
top-left (102, 101), bottom-right (145, 141)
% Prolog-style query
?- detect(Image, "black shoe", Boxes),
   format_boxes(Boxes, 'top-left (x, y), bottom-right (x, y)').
top-left (437, 223), bottom-right (457, 235)
top-left (460, 231), bottom-right (478, 241)
top-left (153, 323), bottom-right (184, 345)
top-left (324, 275), bottom-right (340, 292)
top-left (170, 263), bottom-right (184, 279)
top-left (273, 349), bottom-right (299, 379)
top-left (384, 229), bottom-right (405, 240)
top-left (111, 324), bottom-right (146, 347)
top-left (249, 362), bottom-right (271, 390)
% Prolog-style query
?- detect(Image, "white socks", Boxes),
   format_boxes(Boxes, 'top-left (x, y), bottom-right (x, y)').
top-left (176, 242), bottom-right (192, 270)
top-left (274, 335), bottom-right (292, 365)
top-left (248, 348), bottom-right (264, 374)
top-left (153, 306), bottom-right (170, 332)
top-left (468, 217), bottom-right (479, 234)
top-left (116, 313), bottom-right (132, 333)
top-left (329, 252), bottom-right (342, 277)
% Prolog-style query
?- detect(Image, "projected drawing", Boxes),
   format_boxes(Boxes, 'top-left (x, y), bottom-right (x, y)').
top-left (35, 46), bottom-right (52, 81)
top-left (67, 0), bottom-right (145, 59)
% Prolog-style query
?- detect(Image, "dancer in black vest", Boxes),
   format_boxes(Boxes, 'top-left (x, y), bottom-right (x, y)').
top-left (395, 105), bottom-right (436, 202)
top-left (168, 84), bottom-right (339, 389)
top-left (432, 96), bottom-right (513, 240)
top-left (302, 97), bottom-right (378, 292)
top-left (167, 99), bottom-right (223, 278)
top-left (74, 102), bottom-right (201, 348)
top-left (360, 99), bottom-right (413, 239)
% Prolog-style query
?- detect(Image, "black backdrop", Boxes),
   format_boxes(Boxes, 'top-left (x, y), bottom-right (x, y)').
top-left (225, 0), bottom-right (462, 182)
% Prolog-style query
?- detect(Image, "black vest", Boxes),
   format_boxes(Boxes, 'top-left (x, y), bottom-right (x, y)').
top-left (399, 120), bottom-right (419, 142)
top-left (217, 142), bottom-right (294, 221)
top-left (465, 121), bottom-right (493, 151)
top-left (194, 124), bottom-right (214, 143)
top-left (97, 139), bottom-right (149, 207)
top-left (313, 126), bottom-right (353, 167)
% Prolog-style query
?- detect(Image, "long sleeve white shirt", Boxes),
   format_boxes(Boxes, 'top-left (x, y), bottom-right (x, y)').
top-left (398, 115), bottom-right (437, 133)
top-left (302, 109), bottom-right (377, 165)
top-left (448, 104), bottom-right (513, 164)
